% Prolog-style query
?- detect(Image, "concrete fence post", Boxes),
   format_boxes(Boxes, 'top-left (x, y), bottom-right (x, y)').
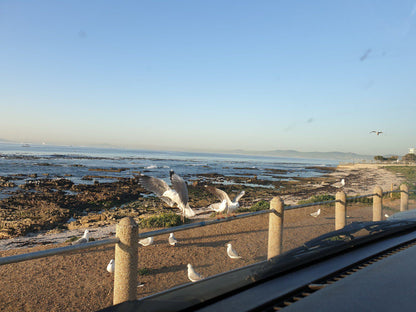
top-left (400, 184), bottom-right (409, 212)
top-left (268, 196), bottom-right (284, 260)
top-left (113, 217), bottom-right (138, 305)
top-left (335, 191), bottom-right (347, 230)
top-left (373, 186), bottom-right (383, 221)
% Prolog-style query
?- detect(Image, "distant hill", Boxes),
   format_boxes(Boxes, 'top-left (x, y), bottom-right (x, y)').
top-left (229, 149), bottom-right (373, 161)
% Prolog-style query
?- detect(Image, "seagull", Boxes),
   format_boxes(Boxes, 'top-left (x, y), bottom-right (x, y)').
top-left (370, 130), bottom-right (383, 135)
top-left (209, 199), bottom-right (228, 218)
top-left (310, 208), bottom-right (321, 218)
top-left (139, 237), bottom-right (154, 246)
top-left (168, 232), bottom-right (178, 246)
top-left (333, 179), bottom-right (345, 188)
top-left (107, 259), bottom-right (115, 273)
top-left (72, 229), bottom-right (90, 245)
top-left (206, 186), bottom-right (245, 215)
top-left (187, 263), bottom-right (203, 282)
top-left (227, 243), bottom-right (242, 259)
top-left (138, 170), bottom-right (196, 218)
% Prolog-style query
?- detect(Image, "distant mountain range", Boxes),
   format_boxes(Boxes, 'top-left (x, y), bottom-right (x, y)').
top-left (228, 149), bottom-right (374, 161)
top-left (0, 138), bottom-right (374, 161)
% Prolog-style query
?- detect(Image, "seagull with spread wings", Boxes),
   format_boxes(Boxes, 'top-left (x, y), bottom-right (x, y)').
top-left (206, 186), bottom-right (245, 215)
top-left (370, 130), bottom-right (383, 135)
top-left (138, 170), bottom-right (196, 218)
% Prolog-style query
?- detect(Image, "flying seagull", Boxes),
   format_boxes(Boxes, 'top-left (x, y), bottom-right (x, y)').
top-left (227, 243), bottom-right (242, 259)
top-left (138, 170), bottom-right (196, 218)
top-left (168, 232), bottom-right (178, 246)
top-left (107, 259), bottom-right (115, 273)
top-left (139, 237), bottom-right (154, 246)
top-left (310, 208), bottom-right (321, 218)
top-left (72, 229), bottom-right (90, 245)
top-left (187, 263), bottom-right (203, 282)
top-left (370, 130), bottom-right (383, 135)
top-left (206, 186), bottom-right (245, 215)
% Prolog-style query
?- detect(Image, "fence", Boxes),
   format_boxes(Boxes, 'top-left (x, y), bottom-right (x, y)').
top-left (0, 184), bottom-right (413, 306)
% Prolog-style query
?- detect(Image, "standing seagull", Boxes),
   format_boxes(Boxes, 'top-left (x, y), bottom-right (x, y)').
top-left (107, 259), bottom-right (115, 273)
top-left (310, 208), bottom-right (321, 218)
top-left (341, 178), bottom-right (345, 187)
top-left (72, 229), bottom-right (90, 245)
top-left (370, 130), bottom-right (383, 135)
top-left (187, 263), bottom-right (203, 282)
top-left (227, 243), bottom-right (242, 259)
top-left (206, 186), bottom-right (245, 215)
top-left (168, 233), bottom-right (178, 246)
top-left (138, 170), bottom-right (196, 218)
top-left (209, 199), bottom-right (227, 218)
top-left (139, 237), bottom-right (154, 246)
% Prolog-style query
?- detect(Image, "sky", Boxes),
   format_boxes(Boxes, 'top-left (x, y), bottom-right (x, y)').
top-left (1, 1), bottom-right (415, 156)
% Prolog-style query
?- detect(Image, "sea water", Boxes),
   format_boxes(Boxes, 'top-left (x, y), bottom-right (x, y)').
top-left (0, 142), bottom-right (338, 198)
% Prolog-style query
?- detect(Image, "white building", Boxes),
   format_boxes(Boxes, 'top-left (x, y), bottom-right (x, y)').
top-left (409, 148), bottom-right (415, 154)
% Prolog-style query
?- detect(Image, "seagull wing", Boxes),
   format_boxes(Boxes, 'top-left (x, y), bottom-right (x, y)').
top-left (138, 174), bottom-right (176, 206)
top-left (232, 190), bottom-right (245, 203)
top-left (205, 186), bottom-right (232, 205)
top-left (169, 170), bottom-right (189, 206)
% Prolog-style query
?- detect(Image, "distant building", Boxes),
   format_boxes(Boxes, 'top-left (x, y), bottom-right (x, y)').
top-left (409, 148), bottom-right (416, 154)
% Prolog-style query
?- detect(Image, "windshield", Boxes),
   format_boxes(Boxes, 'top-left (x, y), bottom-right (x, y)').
top-left (0, 2), bottom-right (415, 312)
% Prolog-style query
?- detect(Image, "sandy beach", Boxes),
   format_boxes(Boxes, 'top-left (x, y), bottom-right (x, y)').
top-left (0, 164), bottom-right (413, 311)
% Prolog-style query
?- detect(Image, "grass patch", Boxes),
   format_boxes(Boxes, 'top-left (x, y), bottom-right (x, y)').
top-left (138, 268), bottom-right (150, 276)
top-left (298, 194), bottom-right (335, 205)
top-left (384, 166), bottom-right (416, 185)
top-left (238, 200), bottom-right (270, 212)
top-left (139, 212), bottom-right (186, 229)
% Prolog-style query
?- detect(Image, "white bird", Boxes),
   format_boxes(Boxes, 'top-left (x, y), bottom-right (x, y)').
top-left (370, 130), bottom-right (383, 135)
top-left (227, 243), bottom-right (242, 259)
top-left (187, 263), bottom-right (203, 282)
top-left (206, 186), bottom-right (245, 215)
top-left (168, 232), bottom-right (178, 246)
top-left (107, 259), bottom-right (115, 273)
top-left (209, 199), bottom-right (228, 218)
top-left (310, 208), bottom-right (321, 218)
top-left (385, 213), bottom-right (389, 218)
top-left (333, 179), bottom-right (345, 188)
top-left (139, 237), bottom-right (154, 246)
top-left (138, 170), bottom-right (196, 218)
top-left (72, 229), bottom-right (90, 245)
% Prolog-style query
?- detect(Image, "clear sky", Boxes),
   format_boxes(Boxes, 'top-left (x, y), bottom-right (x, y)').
top-left (1, 1), bottom-right (415, 156)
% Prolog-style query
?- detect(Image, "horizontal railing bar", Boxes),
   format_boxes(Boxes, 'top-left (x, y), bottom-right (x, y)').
top-left (285, 200), bottom-right (339, 211)
top-left (0, 237), bottom-right (119, 266)
top-left (139, 209), bottom-right (273, 239)
top-left (347, 194), bottom-right (376, 200)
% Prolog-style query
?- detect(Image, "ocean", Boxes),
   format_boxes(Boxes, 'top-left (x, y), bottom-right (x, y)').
top-left (0, 142), bottom-right (338, 199)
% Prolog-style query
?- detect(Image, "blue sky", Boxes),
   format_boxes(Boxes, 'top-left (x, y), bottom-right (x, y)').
top-left (1, 1), bottom-right (415, 155)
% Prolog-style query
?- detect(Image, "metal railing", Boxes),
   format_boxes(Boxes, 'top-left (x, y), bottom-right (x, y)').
top-left (0, 183), bottom-right (413, 306)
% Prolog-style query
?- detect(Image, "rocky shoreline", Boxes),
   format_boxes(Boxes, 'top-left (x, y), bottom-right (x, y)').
top-left (0, 164), bottom-right (406, 247)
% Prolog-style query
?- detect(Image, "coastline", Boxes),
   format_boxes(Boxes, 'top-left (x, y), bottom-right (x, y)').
top-left (0, 163), bottom-right (407, 251)
top-left (0, 163), bottom-right (413, 312)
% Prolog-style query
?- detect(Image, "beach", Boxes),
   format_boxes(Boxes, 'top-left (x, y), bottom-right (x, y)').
top-left (0, 163), bottom-right (414, 311)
